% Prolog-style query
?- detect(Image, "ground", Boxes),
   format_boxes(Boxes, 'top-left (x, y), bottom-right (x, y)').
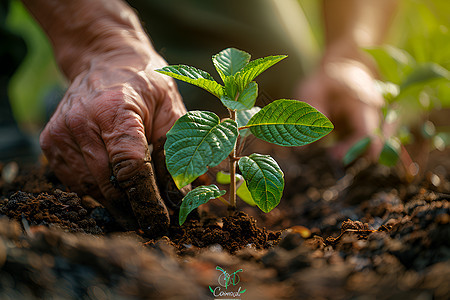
top-left (0, 141), bottom-right (449, 299)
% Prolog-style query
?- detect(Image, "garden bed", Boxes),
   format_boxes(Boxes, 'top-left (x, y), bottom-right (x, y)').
top-left (0, 142), bottom-right (449, 299)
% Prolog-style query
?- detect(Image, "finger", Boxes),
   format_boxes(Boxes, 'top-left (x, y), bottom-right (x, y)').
top-left (40, 116), bottom-right (97, 194)
top-left (147, 83), bottom-right (188, 211)
top-left (152, 136), bottom-right (189, 212)
top-left (147, 73), bottom-right (187, 145)
top-left (331, 95), bottom-right (383, 162)
top-left (95, 91), bottom-right (170, 237)
top-left (64, 110), bottom-right (140, 230)
top-left (41, 111), bottom-right (140, 230)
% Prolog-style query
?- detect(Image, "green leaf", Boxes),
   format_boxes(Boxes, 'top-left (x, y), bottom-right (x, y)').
top-left (220, 81), bottom-right (258, 111)
top-left (379, 139), bottom-right (400, 166)
top-left (216, 171), bottom-right (243, 184)
top-left (237, 181), bottom-right (256, 206)
top-left (223, 76), bottom-right (239, 100)
top-left (235, 55), bottom-right (287, 91)
top-left (246, 99), bottom-right (333, 147)
top-left (343, 137), bottom-right (372, 166)
top-left (400, 62), bottom-right (450, 91)
top-left (212, 48), bottom-right (251, 81)
top-left (165, 111), bottom-right (238, 188)
top-left (216, 170), bottom-right (233, 184)
top-left (237, 107), bottom-right (261, 137)
top-left (215, 171), bottom-right (256, 206)
top-left (237, 81), bottom-right (258, 109)
top-left (365, 46), bottom-right (415, 84)
top-left (238, 154), bottom-right (284, 213)
top-left (156, 65), bottom-right (224, 98)
top-left (179, 185), bottom-right (226, 225)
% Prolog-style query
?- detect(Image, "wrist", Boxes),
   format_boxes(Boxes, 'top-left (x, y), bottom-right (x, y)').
top-left (322, 38), bottom-right (378, 77)
top-left (23, 0), bottom-right (153, 80)
top-left (59, 24), bottom-right (155, 80)
top-left (70, 34), bottom-right (155, 74)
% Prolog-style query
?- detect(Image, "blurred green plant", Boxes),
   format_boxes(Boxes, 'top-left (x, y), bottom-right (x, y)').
top-left (6, 0), bottom-right (65, 128)
top-left (343, 30), bottom-right (450, 169)
top-left (344, 0), bottom-right (450, 168)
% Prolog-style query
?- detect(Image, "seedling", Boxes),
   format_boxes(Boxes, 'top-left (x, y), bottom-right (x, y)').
top-left (343, 44), bottom-right (450, 172)
top-left (156, 48), bottom-right (333, 225)
top-left (343, 0), bottom-right (450, 171)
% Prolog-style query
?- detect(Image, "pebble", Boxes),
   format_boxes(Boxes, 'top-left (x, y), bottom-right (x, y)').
top-left (1, 161), bottom-right (19, 184)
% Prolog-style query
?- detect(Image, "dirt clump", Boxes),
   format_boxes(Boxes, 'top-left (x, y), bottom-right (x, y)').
top-left (165, 211), bottom-right (282, 254)
top-left (0, 189), bottom-right (102, 234)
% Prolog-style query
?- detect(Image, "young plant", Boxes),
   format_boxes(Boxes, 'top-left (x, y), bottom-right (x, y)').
top-left (343, 44), bottom-right (450, 171)
top-left (156, 48), bottom-right (333, 225)
top-left (342, 2), bottom-right (450, 171)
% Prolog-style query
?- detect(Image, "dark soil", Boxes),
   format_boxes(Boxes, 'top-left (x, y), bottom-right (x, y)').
top-left (164, 211), bottom-right (281, 255)
top-left (0, 143), bottom-right (449, 299)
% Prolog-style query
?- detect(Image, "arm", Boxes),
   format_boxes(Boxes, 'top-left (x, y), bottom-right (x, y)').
top-left (323, 0), bottom-right (398, 49)
top-left (22, 0), bottom-right (150, 79)
top-left (298, 0), bottom-right (398, 160)
top-left (22, 0), bottom-right (186, 235)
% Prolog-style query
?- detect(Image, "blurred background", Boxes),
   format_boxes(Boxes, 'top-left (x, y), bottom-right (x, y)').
top-left (3, 0), bottom-right (450, 145)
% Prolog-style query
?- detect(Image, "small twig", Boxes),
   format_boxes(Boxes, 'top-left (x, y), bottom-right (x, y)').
top-left (324, 222), bottom-right (392, 247)
top-left (228, 155), bottom-right (241, 162)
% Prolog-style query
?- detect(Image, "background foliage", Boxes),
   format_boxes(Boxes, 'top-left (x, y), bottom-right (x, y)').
top-left (5, 0), bottom-right (449, 132)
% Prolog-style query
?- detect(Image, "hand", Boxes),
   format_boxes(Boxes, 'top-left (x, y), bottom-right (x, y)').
top-left (40, 49), bottom-right (186, 235)
top-left (297, 47), bottom-right (385, 161)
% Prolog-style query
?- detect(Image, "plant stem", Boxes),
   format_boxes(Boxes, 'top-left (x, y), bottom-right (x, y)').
top-left (229, 109), bottom-right (237, 212)
top-left (217, 196), bottom-right (231, 207)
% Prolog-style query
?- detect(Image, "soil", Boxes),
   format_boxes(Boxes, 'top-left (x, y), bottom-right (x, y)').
top-left (0, 142), bottom-right (449, 300)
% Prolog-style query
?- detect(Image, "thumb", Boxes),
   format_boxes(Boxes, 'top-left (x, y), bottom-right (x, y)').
top-left (98, 96), bottom-right (170, 237)
top-left (147, 83), bottom-right (189, 211)
top-left (113, 146), bottom-right (170, 237)
top-left (152, 136), bottom-right (190, 212)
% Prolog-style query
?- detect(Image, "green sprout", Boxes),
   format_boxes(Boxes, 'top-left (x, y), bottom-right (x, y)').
top-left (343, 44), bottom-right (450, 170)
top-left (156, 48), bottom-right (333, 225)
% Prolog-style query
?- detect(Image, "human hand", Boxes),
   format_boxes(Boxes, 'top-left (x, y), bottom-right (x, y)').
top-left (40, 49), bottom-right (186, 235)
top-left (297, 47), bottom-right (385, 161)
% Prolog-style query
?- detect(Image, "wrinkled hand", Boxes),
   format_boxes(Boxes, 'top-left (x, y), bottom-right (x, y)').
top-left (40, 50), bottom-right (186, 235)
top-left (297, 50), bottom-right (385, 161)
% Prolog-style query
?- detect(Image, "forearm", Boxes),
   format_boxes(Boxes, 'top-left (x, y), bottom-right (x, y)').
top-left (22, 0), bottom-right (153, 80)
top-left (322, 0), bottom-right (398, 51)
